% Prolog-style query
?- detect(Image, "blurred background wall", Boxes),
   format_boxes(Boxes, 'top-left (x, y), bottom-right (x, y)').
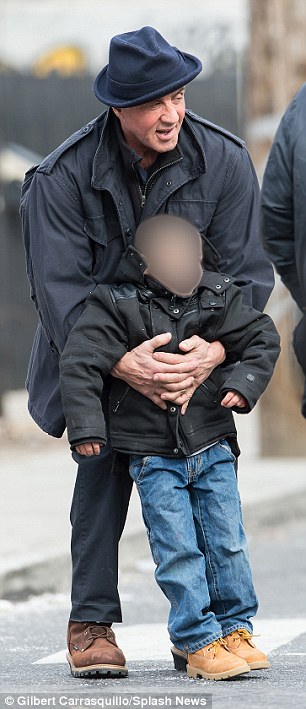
top-left (0, 0), bottom-right (305, 455)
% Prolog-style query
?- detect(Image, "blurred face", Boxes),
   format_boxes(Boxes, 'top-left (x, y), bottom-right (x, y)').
top-left (142, 231), bottom-right (203, 297)
top-left (112, 88), bottom-right (185, 165)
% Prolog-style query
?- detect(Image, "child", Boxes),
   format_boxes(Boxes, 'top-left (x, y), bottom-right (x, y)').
top-left (60, 215), bottom-right (280, 681)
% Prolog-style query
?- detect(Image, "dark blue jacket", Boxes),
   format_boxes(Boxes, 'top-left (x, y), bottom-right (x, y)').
top-left (261, 84), bottom-right (306, 415)
top-left (261, 83), bottom-right (306, 312)
top-left (20, 108), bottom-right (274, 437)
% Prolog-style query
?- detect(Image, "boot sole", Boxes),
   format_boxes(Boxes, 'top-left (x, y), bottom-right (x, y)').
top-left (187, 662), bottom-right (250, 681)
top-left (66, 652), bottom-right (128, 678)
top-left (247, 660), bottom-right (271, 670)
top-left (172, 649), bottom-right (270, 673)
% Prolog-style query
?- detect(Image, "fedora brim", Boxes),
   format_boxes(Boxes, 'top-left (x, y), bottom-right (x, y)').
top-left (93, 51), bottom-right (202, 108)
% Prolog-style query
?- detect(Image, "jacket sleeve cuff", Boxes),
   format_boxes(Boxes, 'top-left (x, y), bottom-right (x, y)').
top-left (69, 436), bottom-right (107, 451)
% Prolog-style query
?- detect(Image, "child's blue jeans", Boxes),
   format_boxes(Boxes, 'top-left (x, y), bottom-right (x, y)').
top-left (129, 439), bottom-right (258, 653)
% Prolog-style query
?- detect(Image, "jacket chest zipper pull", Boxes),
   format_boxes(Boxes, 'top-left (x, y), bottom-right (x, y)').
top-left (140, 190), bottom-right (146, 208)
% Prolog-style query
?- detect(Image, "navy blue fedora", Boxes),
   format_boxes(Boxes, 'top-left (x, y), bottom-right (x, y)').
top-left (93, 26), bottom-right (202, 107)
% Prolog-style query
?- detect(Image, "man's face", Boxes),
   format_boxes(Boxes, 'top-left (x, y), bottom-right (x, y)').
top-left (113, 88), bottom-right (185, 156)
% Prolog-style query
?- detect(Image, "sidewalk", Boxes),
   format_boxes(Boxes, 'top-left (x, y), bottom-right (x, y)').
top-left (1, 435), bottom-right (306, 599)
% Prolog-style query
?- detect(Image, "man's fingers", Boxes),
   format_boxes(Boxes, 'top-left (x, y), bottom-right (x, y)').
top-left (179, 335), bottom-right (204, 352)
top-left (181, 398), bottom-right (191, 415)
top-left (148, 393), bottom-right (168, 410)
top-left (159, 375), bottom-right (194, 393)
top-left (153, 353), bottom-right (198, 372)
top-left (153, 371), bottom-right (194, 384)
top-left (160, 385), bottom-right (195, 405)
top-left (146, 332), bottom-right (172, 352)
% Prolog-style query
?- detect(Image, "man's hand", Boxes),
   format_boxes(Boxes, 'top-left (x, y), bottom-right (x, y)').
top-left (112, 332), bottom-right (193, 410)
top-left (75, 442), bottom-right (102, 456)
top-left (111, 332), bottom-right (225, 414)
top-left (220, 391), bottom-right (248, 409)
top-left (153, 335), bottom-right (226, 413)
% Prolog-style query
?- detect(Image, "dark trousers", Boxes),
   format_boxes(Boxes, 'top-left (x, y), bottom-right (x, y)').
top-left (69, 438), bottom-right (133, 622)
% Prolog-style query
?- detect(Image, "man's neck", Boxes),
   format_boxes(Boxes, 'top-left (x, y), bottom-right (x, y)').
top-left (121, 132), bottom-right (158, 169)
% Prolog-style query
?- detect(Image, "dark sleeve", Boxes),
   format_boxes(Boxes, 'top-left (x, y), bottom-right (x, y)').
top-left (261, 98), bottom-right (303, 310)
top-left (207, 146), bottom-right (274, 311)
top-left (215, 286), bottom-right (281, 412)
top-left (21, 170), bottom-right (96, 354)
top-left (59, 286), bottom-right (128, 447)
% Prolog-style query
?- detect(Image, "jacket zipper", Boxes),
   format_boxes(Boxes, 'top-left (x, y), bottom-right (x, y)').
top-left (133, 156), bottom-right (183, 208)
top-left (200, 381), bottom-right (219, 403)
top-left (112, 385), bottom-right (130, 412)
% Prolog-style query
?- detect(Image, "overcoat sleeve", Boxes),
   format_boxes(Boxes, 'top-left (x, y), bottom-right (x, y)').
top-left (206, 147), bottom-right (274, 311)
top-left (21, 170), bottom-right (96, 354)
top-left (261, 95), bottom-right (304, 310)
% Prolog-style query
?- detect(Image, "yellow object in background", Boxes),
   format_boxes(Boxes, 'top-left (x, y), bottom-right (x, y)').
top-left (33, 45), bottom-right (87, 77)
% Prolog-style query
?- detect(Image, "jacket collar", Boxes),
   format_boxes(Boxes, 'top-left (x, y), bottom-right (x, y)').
top-left (91, 108), bottom-right (206, 190)
top-left (113, 244), bottom-right (231, 296)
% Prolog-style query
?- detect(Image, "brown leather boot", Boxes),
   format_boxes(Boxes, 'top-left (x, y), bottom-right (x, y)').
top-left (67, 621), bottom-right (128, 677)
top-left (223, 628), bottom-right (270, 670)
top-left (187, 638), bottom-right (250, 681)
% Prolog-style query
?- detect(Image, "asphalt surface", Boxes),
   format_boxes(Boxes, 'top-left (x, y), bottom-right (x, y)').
top-left (0, 517), bottom-right (305, 709)
top-left (2, 437), bottom-right (306, 600)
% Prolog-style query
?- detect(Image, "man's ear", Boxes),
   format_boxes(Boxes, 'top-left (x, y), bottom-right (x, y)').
top-left (112, 107), bottom-right (122, 118)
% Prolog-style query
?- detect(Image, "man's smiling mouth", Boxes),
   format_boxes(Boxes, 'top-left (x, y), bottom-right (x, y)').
top-left (156, 126), bottom-right (177, 138)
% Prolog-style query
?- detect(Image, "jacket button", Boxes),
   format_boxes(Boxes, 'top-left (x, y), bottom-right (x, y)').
top-left (126, 229), bottom-right (132, 237)
top-left (215, 284), bottom-right (222, 289)
top-left (166, 180), bottom-right (172, 186)
top-left (82, 125), bottom-right (90, 133)
top-left (209, 301), bottom-right (217, 306)
top-left (224, 277), bottom-right (230, 282)
top-left (246, 373), bottom-right (255, 382)
top-left (170, 406), bottom-right (176, 413)
top-left (173, 308), bottom-right (180, 314)
top-left (173, 448), bottom-right (179, 454)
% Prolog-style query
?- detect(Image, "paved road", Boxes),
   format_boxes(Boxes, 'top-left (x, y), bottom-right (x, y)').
top-left (0, 517), bottom-right (305, 709)
top-left (2, 438), bottom-right (306, 599)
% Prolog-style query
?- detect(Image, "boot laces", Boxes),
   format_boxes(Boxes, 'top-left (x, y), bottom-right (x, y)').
top-left (237, 628), bottom-right (259, 640)
top-left (207, 638), bottom-right (228, 658)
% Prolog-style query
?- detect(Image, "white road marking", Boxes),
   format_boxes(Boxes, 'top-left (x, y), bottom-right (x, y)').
top-left (33, 618), bottom-right (306, 665)
top-left (285, 652), bottom-right (306, 656)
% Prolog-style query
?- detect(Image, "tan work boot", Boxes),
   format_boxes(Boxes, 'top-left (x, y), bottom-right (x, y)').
top-left (187, 637), bottom-right (250, 681)
top-left (67, 621), bottom-right (128, 677)
top-left (223, 628), bottom-right (270, 670)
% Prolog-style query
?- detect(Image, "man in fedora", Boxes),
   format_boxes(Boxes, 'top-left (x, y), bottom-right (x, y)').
top-left (21, 26), bottom-right (274, 678)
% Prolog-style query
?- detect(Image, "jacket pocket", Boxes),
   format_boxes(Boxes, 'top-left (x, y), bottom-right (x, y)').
top-left (166, 199), bottom-right (217, 233)
top-left (182, 369), bottom-right (229, 435)
top-left (83, 215), bottom-right (121, 245)
top-left (109, 383), bottom-right (168, 439)
top-left (199, 368), bottom-right (223, 403)
top-left (84, 215), bottom-right (125, 282)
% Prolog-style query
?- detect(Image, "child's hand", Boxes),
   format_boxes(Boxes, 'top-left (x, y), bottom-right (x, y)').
top-left (75, 442), bottom-right (102, 456)
top-left (221, 391), bottom-right (248, 409)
